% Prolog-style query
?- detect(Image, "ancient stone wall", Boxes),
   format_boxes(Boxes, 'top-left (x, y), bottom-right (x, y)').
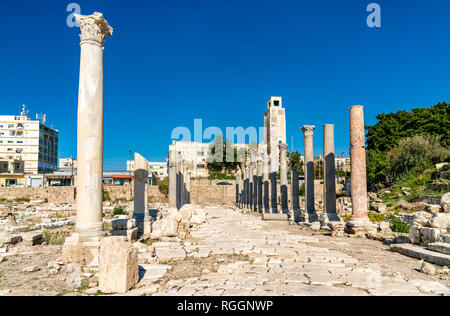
top-left (0, 185), bottom-right (168, 204)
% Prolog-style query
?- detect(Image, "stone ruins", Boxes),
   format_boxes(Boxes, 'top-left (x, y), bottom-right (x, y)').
top-left (0, 12), bottom-right (449, 297)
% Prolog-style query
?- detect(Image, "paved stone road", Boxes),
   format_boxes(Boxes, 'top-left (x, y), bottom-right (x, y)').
top-left (132, 207), bottom-right (449, 296)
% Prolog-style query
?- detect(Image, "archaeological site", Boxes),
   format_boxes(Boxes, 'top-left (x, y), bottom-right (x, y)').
top-left (1, 2), bottom-right (449, 303)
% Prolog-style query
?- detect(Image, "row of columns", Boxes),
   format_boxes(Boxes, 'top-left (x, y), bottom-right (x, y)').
top-left (236, 124), bottom-right (340, 223)
top-left (168, 147), bottom-right (191, 210)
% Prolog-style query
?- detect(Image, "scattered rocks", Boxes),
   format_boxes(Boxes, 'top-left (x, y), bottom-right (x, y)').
top-left (23, 266), bottom-right (40, 273)
top-left (429, 213), bottom-right (450, 229)
top-left (441, 193), bottom-right (450, 213)
top-left (151, 218), bottom-right (179, 239)
top-left (420, 260), bottom-right (436, 275)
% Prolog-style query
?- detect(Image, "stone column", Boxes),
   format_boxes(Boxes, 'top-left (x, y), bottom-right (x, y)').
top-left (291, 169), bottom-right (300, 222)
top-left (249, 160), bottom-right (254, 211)
top-left (346, 106), bottom-right (376, 234)
top-left (236, 168), bottom-right (241, 206)
top-left (244, 164), bottom-right (249, 209)
top-left (257, 160), bottom-right (263, 212)
top-left (176, 152), bottom-right (182, 210)
top-left (133, 153), bottom-right (151, 236)
top-left (185, 165), bottom-right (191, 205)
top-left (168, 147), bottom-right (177, 209)
top-left (263, 157), bottom-right (270, 212)
top-left (63, 12), bottom-right (113, 267)
top-left (301, 126), bottom-right (318, 222)
top-left (279, 144), bottom-right (288, 214)
top-left (323, 124), bottom-right (340, 221)
top-left (270, 160), bottom-right (278, 214)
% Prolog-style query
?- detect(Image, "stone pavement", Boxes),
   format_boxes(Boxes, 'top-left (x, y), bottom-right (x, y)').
top-left (132, 207), bottom-right (449, 296)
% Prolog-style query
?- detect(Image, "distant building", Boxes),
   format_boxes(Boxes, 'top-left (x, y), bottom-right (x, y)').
top-left (127, 160), bottom-right (168, 180)
top-left (0, 157), bottom-right (25, 187)
top-left (59, 158), bottom-right (77, 170)
top-left (170, 141), bottom-right (249, 178)
top-left (264, 97), bottom-right (287, 171)
top-left (0, 105), bottom-right (58, 174)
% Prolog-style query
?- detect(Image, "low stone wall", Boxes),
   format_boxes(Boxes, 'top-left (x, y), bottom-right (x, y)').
top-left (191, 183), bottom-right (235, 205)
top-left (0, 185), bottom-right (168, 204)
top-left (0, 186), bottom-right (76, 204)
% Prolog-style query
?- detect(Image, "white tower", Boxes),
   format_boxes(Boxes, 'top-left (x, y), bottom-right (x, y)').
top-left (264, 97), bottom-right (286, 172)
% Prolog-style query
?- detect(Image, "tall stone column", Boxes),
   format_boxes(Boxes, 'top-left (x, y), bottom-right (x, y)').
top-left (346, 106), bottom-right (376, 234)
top-left (63, 12), bottom-right (113, 267)
top-left (185, 165), bottom-right (191, 205)
top-left (270, 160), bottom-right (278, 214)
top-left (257, 160), bottom-right (263, 212)
top-left (168, 147), bottom-right (177, 209)
top-left (291, 169), bottom-right (300, 221)
top-left (249, 160), bottom-right (254, 211)
top-left (323, 124), bottom-right (340, 221)
top-left (236, 169), bottom-right (241, 206)
top-left (263, 157), bottom-right (270, 212)
top-left (301, 126), bottom-right (318, 222)
top-left (244, 164), bottom-right (249, 209)
top-left (133, 153), bottom-right (151, 236)
top-left (279, 144), bottom-right (288, 214)
top-left (176, 152), bottom-right (182, 210)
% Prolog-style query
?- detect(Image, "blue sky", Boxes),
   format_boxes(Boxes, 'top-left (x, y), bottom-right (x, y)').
top-left (1, 0), bottom-right (449, 169)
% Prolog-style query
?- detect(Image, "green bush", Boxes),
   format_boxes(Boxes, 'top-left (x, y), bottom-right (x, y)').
top-left (388, 214), bottom-right (410, 233)
top-left (298, 183), bottom-right (305, 196)
top-left (368, 212), bottom-right (386, 223)
top-left (387, 135), bottom-right (450, 184)
top-left (208, 172), bottom-right (235, 180)
top-left (158, 177), bottom-right (169, 196)
top-left (113, 206), bottom-right (128, 216)
top-left (14, 197), bottom-right (30, 203)
top-left (103, 191), bottom-right (111, 202)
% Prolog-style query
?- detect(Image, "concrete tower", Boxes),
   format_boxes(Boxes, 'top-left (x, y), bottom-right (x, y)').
top-left (264, 97), bottom-right (287, 172)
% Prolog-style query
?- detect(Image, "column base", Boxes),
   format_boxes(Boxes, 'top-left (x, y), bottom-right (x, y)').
top-left (62, 231), bottom-right (106, 268)
top-left (299, 211), bottom-right (319, 223)
top-left (291, 209), bottom-right (302, 222)
top-left (262, 213), bottom-right (289, 221)
top-left (345, 218), bottom-right (377, 235)
top-left (132, 214), bottom-right (153, 238)
top-left (323, 213), bottom-right (342, 222)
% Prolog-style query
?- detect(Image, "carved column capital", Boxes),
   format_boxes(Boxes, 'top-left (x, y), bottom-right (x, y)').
top-left (75, 12), bottom-right (113, 46)
top-left (301, 125), bottom-right (316, 137)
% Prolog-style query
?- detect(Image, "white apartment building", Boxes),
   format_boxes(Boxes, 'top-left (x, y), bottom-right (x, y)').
top-left (59, 158), bottom-right (77, 170)
top-left (0, 106), bottom-right (58, 174)
top-left (127, 160), bottom-right (168, 180)
top-left (170, 141), bottom-right (249, 178)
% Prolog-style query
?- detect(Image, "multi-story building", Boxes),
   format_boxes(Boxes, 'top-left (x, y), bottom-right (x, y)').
top-left (170, 141), bottom-right (249, 178)
top-left (127, 160), bottom-right (168, 180)
top-left (264, 97), bottom-right (286, 171)
top-left (0, 157), bottom-right (25, 187)
top-left (59, 158), bottom-right (77, 170)
top-left (0, 106), bottom-right (58, 174)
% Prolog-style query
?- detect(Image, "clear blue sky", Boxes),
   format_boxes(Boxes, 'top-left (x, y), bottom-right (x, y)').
top-left (1, 0), bottom-right (449, 170)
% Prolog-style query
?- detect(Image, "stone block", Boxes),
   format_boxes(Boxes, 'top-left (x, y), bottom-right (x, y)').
top-left (99, 236), bottom-right (139, 294)
top-left (441, 192), bottom-right (450, 213)
top-left (111, 219), bottom-right (136, 231)
top-left (110, 227), bottom-right (138, 242)
top-left (20, 231), bottom-right (43, 246)
top-left (390, 244), bottom-right (450, 266)
top-left (190, 209), bottom-right (206, 225)
top-left (429, 213), bottom-right (450, 229)
top-left (428, 242), bottom-right (450, 255)
top-left (150, 218), bottom-right (178, 239)
top-left (345, 218), bottom-right (377, 235)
